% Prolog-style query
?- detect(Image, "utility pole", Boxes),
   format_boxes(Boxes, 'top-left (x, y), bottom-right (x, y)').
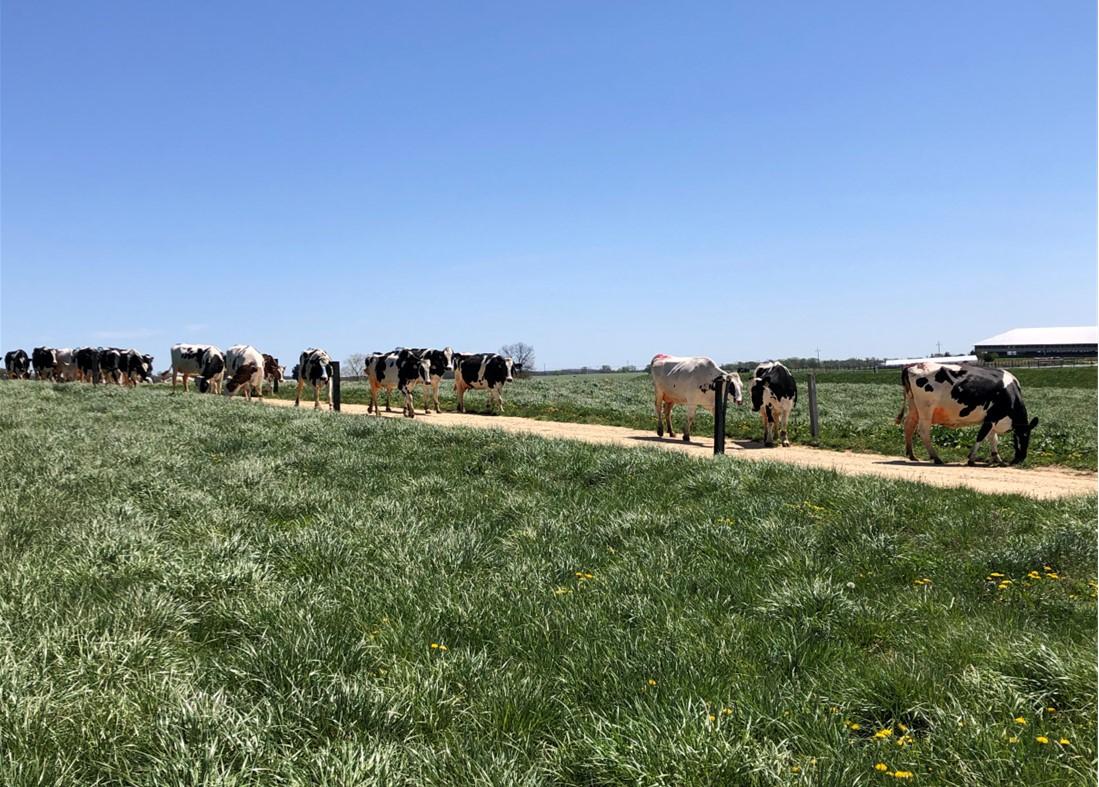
top-left (936, 341), bottom-right (942, 356)
top-left (815, 347), bottom-right (821, 367)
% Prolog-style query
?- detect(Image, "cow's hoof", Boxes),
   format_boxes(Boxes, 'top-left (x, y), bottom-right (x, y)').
top-left (781, 441), bottom-right (790, 447)
top-left (967, 459), bottom-right (977, 467)
top-left (906, 454), bottom-right (917, 462)
top-left (932, 458), bottom-right (944, 466)
top-left (681, 435), bottom-right (690, 443)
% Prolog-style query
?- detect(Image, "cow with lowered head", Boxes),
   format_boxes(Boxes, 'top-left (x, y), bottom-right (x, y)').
top-left (170, 343), bottom-right (226, 393)
top-left (366, 349), bottom-right (431, 417)
top-left (4, 349), bottom-right (30, 379)
top-left (261, 353), bottom-right (284, 394)
top-left (896, 361), bottom-right (1038, 466)
top-left (452, 352), bottom-right (519, 414)
top-left (750, 361), bottom-right (797, 447)
top-left (295, 348), bottom-right (333, 409)
top-left (224, 345), bottom-right (265, 401)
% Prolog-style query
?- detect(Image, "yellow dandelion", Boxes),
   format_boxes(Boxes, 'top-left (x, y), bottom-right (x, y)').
top-left (722, 707), bottom-right (732, 716)
top-left (647, 679), bottom-right (657, 686)
top-left (553, 587), bottom-right (571, 596)
top-left (1046, 707), bottom-right (1057, 714)
top-left (1046, 573), bottom-right (1060, 580)
top-left (998, 582), bottom-right (1011, 590)
top-left (790, 765), bottom-right (801, 773)
top-left (988, 572), bottom-right (1005, 578)
top-left (850, 723), bottom-right (862, 731)
top-left (708, 714), bottom-right (716, 722)
top-left (874, 728), bottom-right (894, 739)
top-left (430, 643), bottom-right (439, 649)
top-left (874, 763), bottom-right (889, 772)
top-left (896, 735), bottom-right (913, 747)
top-left (893, 772), bottom-right (913, 780)
top-left (439, 644), bottom-right (448, 651)
top-left (1027, 571), bottom-right (1041, 579)
top-left (830, 706), bottom-right (840, 714)
top-left (1013, 717), bottom-right (1026, 725)
top-left (1007, 736), bottom-right (1019, 744)
top-left (897, 723), bottom-right (908, 732)
top-left (1059, 738), bottom-right (1070, 745)
top-left (1035, 736), bottom-right (1049, 744)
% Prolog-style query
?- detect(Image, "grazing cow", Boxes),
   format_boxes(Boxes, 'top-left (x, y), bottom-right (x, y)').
top-left (406, 347), bottom-right (453, 413)
top-left (261, 353), bottom-right (284, 394)
top-left (4, 349), bottom-right (30, 379)
top-left (452, 353), bottom-right (518, 414)
top-left (170, 344), bottom-right (226, 393)
top-left (896, 362), bottom-right (1039, 466)
top-left (750, 361), bottom-right (797, 447)
top-left (97, 348), bottom-right (126, 385)
top-left (295, 348), bottom-right (333, 409)
top-left (366, 349), bottom-right (431, 417)
top-left (122, 351), bottom-right (154, 385)
top-left (224, 345), bottom-right (265, 401)
top-left (650, 354), bottom-right (744, 442)
top-left (74, 347), bottom-right (102, 382)
top-left (31, 347), bottom-right (56, 380)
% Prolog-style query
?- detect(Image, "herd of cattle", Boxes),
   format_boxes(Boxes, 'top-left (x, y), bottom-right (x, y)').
top-left (3, 345), bottom-right (1038, 465)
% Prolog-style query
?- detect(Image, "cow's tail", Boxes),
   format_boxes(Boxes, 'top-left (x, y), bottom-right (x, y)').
top-left (895, 366), bottom-right (912, 424)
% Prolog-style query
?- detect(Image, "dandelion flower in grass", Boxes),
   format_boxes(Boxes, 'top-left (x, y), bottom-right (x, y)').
top-left (722, 707), bottom-right (732, 716)
top-left (988, 572), bottom-right (1005, 579)
top-left (439, 644), bottom-right (448, 651)
top-left (1046, 706), bottom-right (1057, 714)
top-left (790, 765), bottom-right (800, 774)
top-left (897, 723), bottom-right (908, 732)
top-left (1014, 717), bottom-right (1026, 725)
top-left (893, 772), bottom-right (913, 780)
top-left (874, 728), bottom-right (894, 739)
top-left (1035, 736), bottom-right (1049, 744)
top-left (647, 679), bottom-right (657, 687)
top-left (1028, 570), bottom-right (1041, 580)
top-left (430, 643), bottom-right (439, 649)
top-left (1059, 738), bottom-right (1070, 745)
top-left (1007, 736), bottom-right (1019, 744)
top-left (708, 714), bottom-right (716, 722)
top-left (1046, 572), bottom-right (1060, 580)
top-left (874, 763), bottom-right (889, 772)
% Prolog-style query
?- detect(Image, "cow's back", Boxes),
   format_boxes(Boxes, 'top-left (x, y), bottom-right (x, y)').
top-left (651, 355), bottom-right (720, 405)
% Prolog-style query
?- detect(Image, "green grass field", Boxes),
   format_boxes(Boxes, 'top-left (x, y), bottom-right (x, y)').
top-left (273, 367), bottom-right (1098, 470)
top-left (2, 383), bottom-right (1096, 785)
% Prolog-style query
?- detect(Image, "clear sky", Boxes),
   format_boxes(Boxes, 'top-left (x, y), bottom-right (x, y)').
top-left (3, 1), bottom-right (1095, 370)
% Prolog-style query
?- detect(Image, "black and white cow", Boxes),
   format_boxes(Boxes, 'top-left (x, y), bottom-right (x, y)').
top-left (4, 349), bottom-right (30, 379)
top-left (50, 348), bottom-right (79, 382)
top-left (74, 347), bottom-right (102, 383)
top-left (406, 347), bottom-right (453, 413)
top-left (97, 348), bottom-right (127, 385)
top-left (224, 345), bottom-right (265, 401)
top-left (452, 353), bottom-right (518, 414)
top-left (294, 348), bottom-right (333, 409)
top-left (261, 353), bottom-right (284, 394)
top-left (750, 361), bottom-right (797, 447)
top-left (171, 344), bottom-right (226, 393)
top-left (123, 351), bottom-right (154, 385)
top-left (366, 349), bottom-right (431, 417)
top-left (896, 361), bottom-right (1039, 466)
top-left (31, 347), bottom-right (56, 380)
top-left (650, 354), bottom-right (744, 442)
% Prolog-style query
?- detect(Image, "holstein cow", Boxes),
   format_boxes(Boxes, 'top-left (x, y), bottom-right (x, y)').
top-left (52, 348), bottom-right (79, 382)
top-left (170, 344), bottom-right (226, 393)
top-left (295, 348), bottom-right (333, 409)
top-left (224, 345), bottom-right (265, 401)
top-left (896, 361), bottom-right (1039, 466)
top-left (406, 347), bottom-right (453, 413)
top-left (4, 349), bottom-right (30, 379)
top-left (123, 351), bottom-right (155, 385)
top-left (366, 349), bottom-right (431, 417)
top-left (750, 361), bottom-right (797, 447)
top-left (452, 353), bottom-right (518, 414)
top-left (650, 354), bottom-right (743, 442)
top-left (74, 347), bottom-right (101, 383)
top-left (31, 347), bottom-right (56, 380)
top-left (261, 353), bottom-right (284, 394)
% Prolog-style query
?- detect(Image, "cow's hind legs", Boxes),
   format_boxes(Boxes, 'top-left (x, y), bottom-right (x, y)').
top-left (903, 408), bottom-right (919, 461)
top-left (916, 413), bottom-right (942, 464)
top-left (683, 404), bottom-right (695, 442)
top-left (294, 378), bottom-right (304, 407)
top-left (655, 394), bottom-right (665, 437)
top-left (663, 401), bottom-right (675, 438)
top-left (779, 408), bottom-right (790, 447)
top-left (987, 432), bottom-right (1004, 465)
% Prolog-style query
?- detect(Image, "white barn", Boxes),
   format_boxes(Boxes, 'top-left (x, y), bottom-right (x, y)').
top-left (973, 326), bottom-right (1098, 358)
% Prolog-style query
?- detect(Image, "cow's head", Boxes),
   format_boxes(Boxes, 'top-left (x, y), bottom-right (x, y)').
top-left (202, 351), bottom-right (225, 381)
top-left (1010, 416), bottom-right (1040, 465)
top-left (417, 357), bottom-right (431, 384)
top-left (451, 353), bottom-right (465, 370)
top-left (503, 357), bottom-right (515, 383)
top-left (139, 354), bottom-right (154, 382)
top-left (725, 372), bottom-right (744, 405)
top-left (224, 362), bottom-right (258, 396)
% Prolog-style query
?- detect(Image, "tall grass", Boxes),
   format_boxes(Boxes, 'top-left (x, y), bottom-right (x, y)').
top-left (1, 383), bottom-right (1095, 785)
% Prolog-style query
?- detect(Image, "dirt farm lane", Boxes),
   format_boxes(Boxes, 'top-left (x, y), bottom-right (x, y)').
top-left (261, 398), bottom-right (1096, 500)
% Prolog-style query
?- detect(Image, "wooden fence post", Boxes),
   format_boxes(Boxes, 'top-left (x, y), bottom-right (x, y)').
top-left (713, 377), bottom-right (727, 455)
top-left (807, 372), bottom-right (819, 443)
top-left (330, 361), bottom-right (341, 412)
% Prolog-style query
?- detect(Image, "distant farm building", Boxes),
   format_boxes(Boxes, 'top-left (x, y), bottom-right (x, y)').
top-left (973, 326), bottom-right (1098, 358)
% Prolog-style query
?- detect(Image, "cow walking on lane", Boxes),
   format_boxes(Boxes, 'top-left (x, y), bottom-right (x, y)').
top-left (650, 354), bottom-right (743, 442)
top-left (750, 361), bottom-right (797, 447)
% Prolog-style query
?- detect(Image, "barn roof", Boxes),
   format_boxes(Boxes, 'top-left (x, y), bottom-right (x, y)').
top-left (974, 326), bottom-right (1098, 347)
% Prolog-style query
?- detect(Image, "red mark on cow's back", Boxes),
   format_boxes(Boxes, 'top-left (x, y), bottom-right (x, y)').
top-left (653, 353), bottom-right (670, 360)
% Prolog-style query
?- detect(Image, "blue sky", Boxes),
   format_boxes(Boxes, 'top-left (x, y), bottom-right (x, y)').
top-left (2, 1), bottom-right (1095, 369)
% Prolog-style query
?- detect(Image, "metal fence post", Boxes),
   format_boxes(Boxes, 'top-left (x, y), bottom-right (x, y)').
top-left (713, 377), bottom-right (726, 455)
top-left (807, 372), bottom-right (819, 443)
top-left (330, 361), bottom-right (341, 412)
